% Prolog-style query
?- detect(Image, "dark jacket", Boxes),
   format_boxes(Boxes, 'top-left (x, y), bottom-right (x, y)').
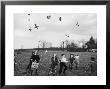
top-left (69, 57), bottom-right (75, 63)
top-left (27, 54), bottom-right (40, 70)
top-left (31, 55), bottom-right (40, 63)
top-left (51, 57), bottom-right (59, 68)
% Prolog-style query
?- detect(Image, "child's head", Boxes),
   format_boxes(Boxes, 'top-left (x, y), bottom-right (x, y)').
top-left (61, 54), bottom-right (65, 58)
top-left (32, 51), bottom-right (35, 55)
top-left (70, 54), bottom-right (74, 58)
top-left (91, 57), bottom-right (95, 61)
top-left (75, 54), bottom-right (78, 56)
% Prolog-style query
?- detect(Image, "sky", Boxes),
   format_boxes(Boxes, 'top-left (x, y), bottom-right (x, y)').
top-left (14, 13), bottom-right (97, 49)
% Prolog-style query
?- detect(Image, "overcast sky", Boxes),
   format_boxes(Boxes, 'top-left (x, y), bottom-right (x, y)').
top-left (14, 13), bottom-right (97, 49)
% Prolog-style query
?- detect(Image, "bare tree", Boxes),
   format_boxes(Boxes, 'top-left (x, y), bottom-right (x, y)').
top-left (70, 40), bottom-right (78, 48)
top-left (65, 40), bottom-right (70, 49)
top-left (39, 40), bottom-right (52, 49)
top-left (78, 39), bottom-right (86, 48)
top-left (39, 40), bottom-right (47, 50)
top-left (46, 42), bottom-right (52, 48)
top-left (59, 41), bottom-right (65, 50)
top-left (59, 42), bottom-right (63, 49)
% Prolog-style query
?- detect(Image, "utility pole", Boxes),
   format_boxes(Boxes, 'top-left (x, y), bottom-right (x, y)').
top-left (38, 44), bottom-right (39, 51)
top-left (38, 40), bottom-right (41, 51)
top-left (63, 41), bottom-right (64, 51)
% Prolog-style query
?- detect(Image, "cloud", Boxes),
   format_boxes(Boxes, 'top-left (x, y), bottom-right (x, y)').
top-left (14, 29), bottom-right (33, 38)
top-left (14, 13), bottom-right (97, 49)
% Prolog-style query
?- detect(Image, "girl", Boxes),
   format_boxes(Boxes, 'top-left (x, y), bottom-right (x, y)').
top-left (69, 54), bottom-right (75, 70)
top-left (26, 51), bottom-right (40, 75)
top-left (74, 54), bottom-right (79, 70)
top-left (48, 54), bottom-right (59, 76)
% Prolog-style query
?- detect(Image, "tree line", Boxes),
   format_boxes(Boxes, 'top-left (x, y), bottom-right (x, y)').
top-left (35, 36), bottom-right (97, 52)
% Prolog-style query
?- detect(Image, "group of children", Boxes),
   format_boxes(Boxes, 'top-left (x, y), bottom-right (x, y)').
top-left (49, 53), bottom-right (80, 76)
top-left (26, 51), bottom-right (80, 76)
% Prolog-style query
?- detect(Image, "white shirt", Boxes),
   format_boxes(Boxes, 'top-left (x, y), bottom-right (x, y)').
top-left (75, 55), bottom-right (79, 64)
top-left (75, 55), bottom-right (79, 60)
top-left (61, 57), bottom-right (68, 63)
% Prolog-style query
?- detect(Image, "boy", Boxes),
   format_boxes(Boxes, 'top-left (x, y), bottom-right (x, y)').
top-left (59, 54), bottom-right (68, 75)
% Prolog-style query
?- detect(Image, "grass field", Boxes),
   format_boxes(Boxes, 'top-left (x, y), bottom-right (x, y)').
top-left (14, 50), bottom-right (97, 76)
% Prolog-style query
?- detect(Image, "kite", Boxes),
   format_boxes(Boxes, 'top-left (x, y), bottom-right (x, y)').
top-left (59, 17), bottom-right (62, 21)
top-left (65, 34), bottom-right (69, 37)
top-left (29, 28), bottom-right (32, 31)
top-left (76, 21), bottom-right (79, 27)
top-left (34, 24), bottom-right (39, 29)
top-left (47, 15), bottom-right (51, 19)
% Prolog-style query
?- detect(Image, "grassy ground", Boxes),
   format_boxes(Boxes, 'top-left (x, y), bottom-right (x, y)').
top-left (14, 50), bottom-right (97, 76)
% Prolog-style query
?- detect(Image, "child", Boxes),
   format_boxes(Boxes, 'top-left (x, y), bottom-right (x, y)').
top-left (90, 57), bottom-right (97, 74)
top-left (59, 54), bottom-right (68, 75)
top-left (69, 54), bottom-right (75, 70)
top-left (26, 51), bottom-right (34, 73)
top-left (48, 54), bottom-right (59, 76)
top-left (26, 51), bottom-right (40, 75)
top-left (74, 54), bottom-right (79, 70)
top-left (84, 57), bottom-right (96, 74)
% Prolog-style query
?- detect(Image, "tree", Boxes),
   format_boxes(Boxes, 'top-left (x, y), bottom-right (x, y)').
top-left (39, 40), bottom-right (53, 49)
top-left (59, 42), bottom-right (63, 49)
top-left (85, 36), bottom-right (97, 50)
top-left (65, 40), bottom-right (70, 49)
top-left (67, 40), bottom-right (78, 51)
top-left (70, 40), bottom-right (78, 49)
top-left (59, 41), bottom-right (65, 51)
top-left (46, 42), bottom-right (52, 48)
top-left (39, 40), bottom-right (47, 50)
top-left (78, 40), bottom-right (86, 49)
